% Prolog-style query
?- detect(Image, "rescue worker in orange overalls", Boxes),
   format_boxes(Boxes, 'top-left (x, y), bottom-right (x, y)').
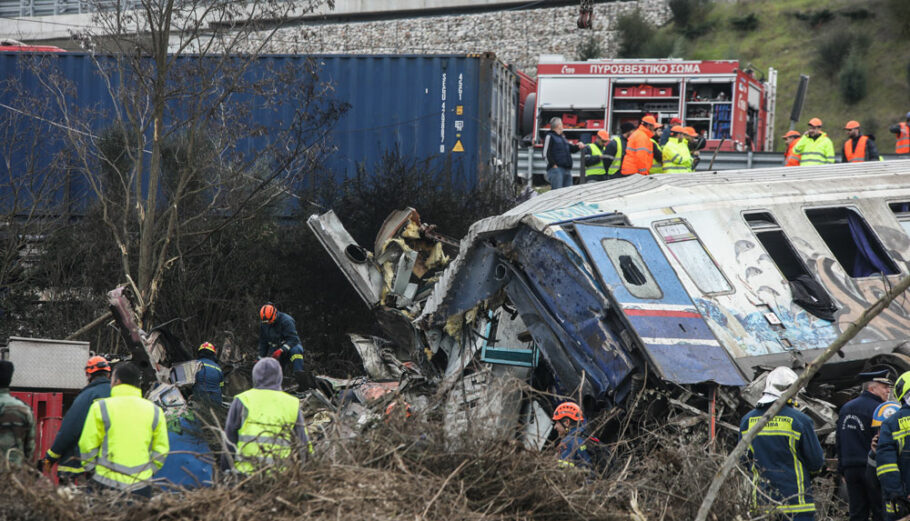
top-left (841, 121), bottom-right (882, 163)
top-left (889, 112), bottom-right (910, 156)
top-left (783, 130), bottom-right (802, 167)
top-left (621, 115), bottom-right (659, 176)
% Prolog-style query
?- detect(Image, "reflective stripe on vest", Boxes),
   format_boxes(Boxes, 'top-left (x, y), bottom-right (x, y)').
top-left (608, 136), bottom-right (623, 175)
top-left (83, 391), bottom-right (163, 491)
top-left (844, 135), bottom-right (868, 163)
top-left (649, 139), bottom-right (664, 174)
top-left (898, 122), bottom-right (910, 154)
top-left (662, 138), bottom-right (691, 173)
top-left (785, 141), bottom-right (801, 166)
top-left (235, 388), bottom-right (300, 474)
top-left (585, 143), bottom-right (606, 177)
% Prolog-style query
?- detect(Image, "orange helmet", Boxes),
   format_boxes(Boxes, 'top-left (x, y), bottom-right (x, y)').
top-left (782, 130), bottom-right (801, 139)
top-left (808, 117), bottom-right (823, 127)
top-left (85, 355), bottom-right (111, 375)
top-left (198, 342), bottom-right (216, 354)
top-left (260, 304), bottom-right (278, 324)
top-left (596, 129), bottom-right (609, 141)
top-left (844, 120), bottom-right (861, 130)
top-left (552, 402), bottom-right (584, 422)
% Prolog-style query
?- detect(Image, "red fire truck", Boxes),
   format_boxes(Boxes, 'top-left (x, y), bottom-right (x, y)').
top-left (532, 57), bottom-right (777, 152)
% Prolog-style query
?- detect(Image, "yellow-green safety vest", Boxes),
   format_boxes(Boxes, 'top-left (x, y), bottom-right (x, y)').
top-left (78, 384), bottom-right (169, 491)
top-left (585, 143), bottom-right (606, 177)
top-left (792, 133), bottom-right (835, 166)
top-left (649, 138), bottom-right (664, 174)
top-left (235, 388), bottom-right (300, 474)
top-left (608, 136), bottom-right (623, 176)
top-left (662, 137), bottom-right (693, 173)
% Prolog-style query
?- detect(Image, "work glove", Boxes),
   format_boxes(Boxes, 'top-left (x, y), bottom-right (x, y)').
top-left (271, 344), bottom-right (289, 359)
top-left (36, 455), bottom-right (55, 473)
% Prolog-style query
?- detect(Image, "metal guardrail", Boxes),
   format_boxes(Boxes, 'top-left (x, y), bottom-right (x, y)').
top-left (517, 147), bottom-right (904, 181)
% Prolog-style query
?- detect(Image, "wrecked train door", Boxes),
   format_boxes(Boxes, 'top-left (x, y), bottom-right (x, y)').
top-left (573, 224), bottom-right (746, 387)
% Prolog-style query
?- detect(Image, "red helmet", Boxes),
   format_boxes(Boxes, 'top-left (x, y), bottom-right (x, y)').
top-left (198, 342), bottom-right (216, 354)
top-left (552, 402), bottom-right (584, 422)
top-left (85, 355), bottom-right (111, 375)
top-left (260, 304), bottom-right (277, 324)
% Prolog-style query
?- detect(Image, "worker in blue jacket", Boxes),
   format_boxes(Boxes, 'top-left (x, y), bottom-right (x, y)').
top-left (193, 342), bottom-right (223, 406)
top-left (552, 401), bottom-right (593, 469)
top-left (37, 356), bottom-right (111, 483)
top-left (837, 369), bottom-right (893, 521)
top-left (740, 366), bottom-right (826, 520)
top-left (258, 303), bottom-right (311, 389)
top-left (875, 371), bottom-right (910, 520)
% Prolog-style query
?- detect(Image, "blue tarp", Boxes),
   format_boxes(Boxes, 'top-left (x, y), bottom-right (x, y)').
top-left (154, 414), bottom-right (214, 490)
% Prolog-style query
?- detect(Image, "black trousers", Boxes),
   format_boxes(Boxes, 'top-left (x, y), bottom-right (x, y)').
top-left (843, 466), bottom-right (884, 521)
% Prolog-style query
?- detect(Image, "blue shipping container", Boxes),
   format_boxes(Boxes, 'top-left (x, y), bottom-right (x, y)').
top-left (0, 52), bottom-right (519, 217)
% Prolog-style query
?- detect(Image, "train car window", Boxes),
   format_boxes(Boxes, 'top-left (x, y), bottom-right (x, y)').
top-left (744, 212), bottom-right (837, 321)
top-left (600, 238), bottom-right (662, 299)
top-left (653, 220), bottom-right (733, 295)
top-left (889, 202), bottom-right (910, 237)
top-left (805, 207), bottom-right (899, 278)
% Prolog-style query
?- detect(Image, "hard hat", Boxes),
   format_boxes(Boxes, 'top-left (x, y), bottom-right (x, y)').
top-left (385, 401), bottom-right (412, 419)
top-left (756, 366), bottom-right (798, 405)
top-left (596, 130), bottom-right (609, 140)
top-left (683, 126), bottom-right (697, 137)
top-left (669, 117), bottom-right (683, 125)
top-left (670, 125), bottom-right (685, 134)
top-left (844, 120), bottom-right (861, 130)
top-left (641, 115), bottom-right (658, 126)
top-left (198, 341), bottom-right (216, 354)
top-left (783, 130), bottom-right (801, 139)
top-left (894, 371), bottom-right (910, 403)
top-left (808, 117), bottom-right (823, 127)
top-left (872, 401), bottom-right (900, 428)
top-left (552, 401), bottom-right (584, 422)
top-left (260, 304), bottom-right (278, 324)
top-left (85, 355), bottom-right (111, 375)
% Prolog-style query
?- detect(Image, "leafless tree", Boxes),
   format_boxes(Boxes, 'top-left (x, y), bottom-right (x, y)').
top-left (10, 0), bottom-right (343, 327)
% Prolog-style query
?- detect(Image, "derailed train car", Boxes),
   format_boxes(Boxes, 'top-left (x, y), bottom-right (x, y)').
top-left (310, 161), bottom-right (910, 439)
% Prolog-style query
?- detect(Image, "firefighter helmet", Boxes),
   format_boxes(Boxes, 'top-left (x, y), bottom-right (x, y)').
top-left (260, 304), bottom-right (278, 324)
top-left (198, 342), bottom-right (216, 354)
top-left (872, 401), bottom-right (900, 427)
top-left (552, 402), bottom-right (584, 422)
top-left (85, 355), bottom-right (111, 375)
top-left (894, 371), bottom-right (910, 403)
top-left (757, 366), bottom-right (798, 405)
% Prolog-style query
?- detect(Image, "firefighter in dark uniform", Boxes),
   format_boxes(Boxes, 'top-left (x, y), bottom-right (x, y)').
top-left (838, 370), bottom-right (893, 521)
top-left (876, 372), bottom-right (910, 520)
top-left (740, 366), bottom-right (826, 520)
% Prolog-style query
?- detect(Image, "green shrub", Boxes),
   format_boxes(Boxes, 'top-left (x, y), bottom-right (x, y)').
top-left (813, 31), bottom-right (868, 78)
top-left (576, 34), bottom-right (603, 61)
top-left (839, 51), bottom-right (868, 104)
top-left (617, 11), bottom-right (685, 58)
top-left (838, 7), bottom-right (873, 21)
top-left (668, 0), bottom-right (711, 29)
top-left (793, 9), bottom-right (834, 27)
top-left (888, 0), bottom-right (910, 37)
top-left (730, 13), bottom-right (759, 32)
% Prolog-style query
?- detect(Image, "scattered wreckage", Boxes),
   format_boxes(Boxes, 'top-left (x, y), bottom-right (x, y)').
top-left (309, 162), bottom-right (910, 446)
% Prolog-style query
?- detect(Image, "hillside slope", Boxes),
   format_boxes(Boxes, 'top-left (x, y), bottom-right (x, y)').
top-left (657, 0), bottom-right (910, 153)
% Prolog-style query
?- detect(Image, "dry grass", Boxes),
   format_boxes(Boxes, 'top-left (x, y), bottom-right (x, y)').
top-left (0, 410), bottom-right (781, 521)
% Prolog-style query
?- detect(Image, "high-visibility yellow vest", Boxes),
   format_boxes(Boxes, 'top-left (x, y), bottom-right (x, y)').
top-left (78, 384), bottom-right (168, 491)
top-left (649, 138), bottom-right (664, 174)
top-left (235, 388), bottom-right (300, 474)
top-left (607, 136), bottom-right (623, 176)
top-left (585, 143), bottom-right (606, 177)
top-left (662, 137), bottom-right (693, 173)
top-left (793, 133), bottom-right (835, 165)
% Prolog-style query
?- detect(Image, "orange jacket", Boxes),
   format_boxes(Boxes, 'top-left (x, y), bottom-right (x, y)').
top-left (784, 140), bottom-right (800, 167)
top-left (621, 125), bottom-right (655, 175)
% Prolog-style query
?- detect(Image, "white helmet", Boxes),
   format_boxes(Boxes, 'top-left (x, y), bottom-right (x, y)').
top-left (757, 367), bottom-right (798, 405)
